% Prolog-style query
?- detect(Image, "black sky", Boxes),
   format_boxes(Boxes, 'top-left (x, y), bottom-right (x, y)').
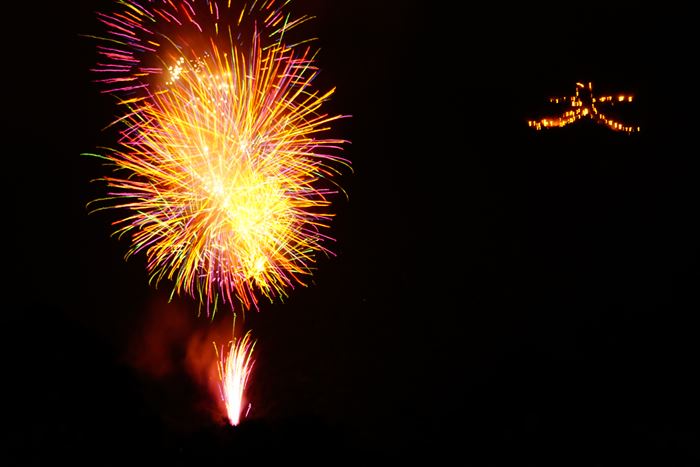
top-left (4, 1), bottom-right (699, 464)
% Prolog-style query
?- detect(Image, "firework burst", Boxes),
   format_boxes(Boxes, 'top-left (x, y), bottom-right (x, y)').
top-left (214, 325), bottom-right (256, 426)
top-left (87, 1), bottom-right (350, 314)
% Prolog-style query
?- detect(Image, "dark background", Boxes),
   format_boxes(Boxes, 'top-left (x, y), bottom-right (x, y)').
top-left (4, 1), bottom-right (698, 464)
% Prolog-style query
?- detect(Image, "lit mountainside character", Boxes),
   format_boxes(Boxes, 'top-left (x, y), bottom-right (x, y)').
top-left (528, 82), bottom-right (639, 133)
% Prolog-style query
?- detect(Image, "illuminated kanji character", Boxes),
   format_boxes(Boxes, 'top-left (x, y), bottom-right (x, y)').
top-left (528, 81), bottom-right (639, 133)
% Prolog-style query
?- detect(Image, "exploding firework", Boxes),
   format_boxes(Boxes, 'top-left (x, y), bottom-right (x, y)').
top-left (215, 325), bottom-right (256, 426)
top-left (87, 0), bottom-right (350, 314)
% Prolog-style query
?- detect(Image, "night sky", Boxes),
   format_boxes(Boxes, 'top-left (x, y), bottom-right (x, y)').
top-left (5, 1), bottom-right (699, 464)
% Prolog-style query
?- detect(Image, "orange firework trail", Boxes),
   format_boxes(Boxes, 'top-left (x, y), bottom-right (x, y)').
top-left (214, 325), bottom-right (256, 426)
top-left (86, 0), bottom-right (351, 314)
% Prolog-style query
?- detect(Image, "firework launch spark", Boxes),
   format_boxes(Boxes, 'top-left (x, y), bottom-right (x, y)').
top-left (87, 1), bottom-right (350, 314)
top-left (215, 326), bottom-right (256, 426)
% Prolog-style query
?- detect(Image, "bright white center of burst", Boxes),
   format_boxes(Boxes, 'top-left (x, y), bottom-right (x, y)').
top-left (201, 156), bottom-right (291, 283)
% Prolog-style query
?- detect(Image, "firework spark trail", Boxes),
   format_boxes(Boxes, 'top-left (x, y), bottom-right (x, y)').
top-left (87, 0), bottom-right (351, 314)
top-left (215, 325), bottom-right (256, 426)
top-left (88, 0), bottom-right (317, 103)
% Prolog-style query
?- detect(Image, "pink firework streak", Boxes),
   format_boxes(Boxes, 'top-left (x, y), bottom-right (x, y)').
top-left (88, 0), bottom-right (314, 103)
top-left (215, 327), bottom-right (256, 425)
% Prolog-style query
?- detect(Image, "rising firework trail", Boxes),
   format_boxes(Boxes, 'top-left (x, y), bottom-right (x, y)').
top-left (214, 323), bottom-right (256, 426)
top-left (86, 1), bottom-right (351, 314)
